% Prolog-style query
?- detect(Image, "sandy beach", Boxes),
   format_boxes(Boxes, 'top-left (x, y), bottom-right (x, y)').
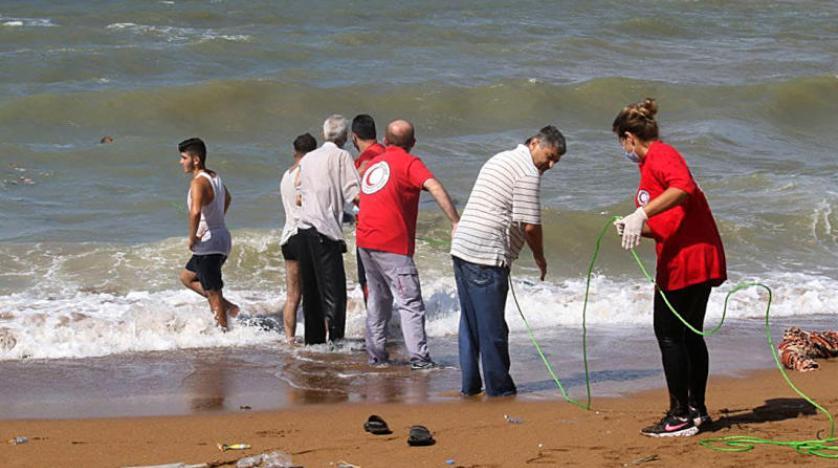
top-left (1, 361), bottom-right (835, 467)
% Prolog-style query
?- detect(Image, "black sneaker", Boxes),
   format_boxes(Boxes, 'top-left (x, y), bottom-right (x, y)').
top-left (641, 413), bottom-right (699, 438)
top-left (410, 360), bottom-right (439, 371)
top-left (689, 406), bottom-right (713, 428)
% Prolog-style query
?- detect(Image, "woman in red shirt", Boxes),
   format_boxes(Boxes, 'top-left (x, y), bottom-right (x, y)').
top-left (612, 98), bottom-right (727, 438)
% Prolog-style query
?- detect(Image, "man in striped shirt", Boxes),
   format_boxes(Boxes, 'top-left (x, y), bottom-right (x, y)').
top-left (451, 125), bottom-right (566, 397)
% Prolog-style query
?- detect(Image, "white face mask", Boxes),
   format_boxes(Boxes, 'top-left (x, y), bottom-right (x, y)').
top-left (624, 150), bottom-right (640, 163)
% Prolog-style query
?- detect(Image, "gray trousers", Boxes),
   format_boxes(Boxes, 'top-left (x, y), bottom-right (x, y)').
top-left (358, 248), bottom-right (431, 364)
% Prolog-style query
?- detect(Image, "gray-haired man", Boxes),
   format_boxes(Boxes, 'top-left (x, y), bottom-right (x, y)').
top-left (296, 114), bottom-right (361, 344)
top-left (451, 125), bottom-right (566, 396)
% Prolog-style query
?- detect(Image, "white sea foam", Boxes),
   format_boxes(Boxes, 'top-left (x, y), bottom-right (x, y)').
top-left (0, 269), bottom-right (834, 362)
top-left (811, 198), bottom-right (836, 243)
top-left (0, 289), bottom-right (280, 361)
top-left (0, 16), bottom-right (55, 28)
top-left (422, 272), bottom-right (838, 337)
top-left (105, 22), bottom-right (250, 43)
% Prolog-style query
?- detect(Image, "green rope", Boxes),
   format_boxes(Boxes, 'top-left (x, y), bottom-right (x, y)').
top-left (510, 279), bottom-right (588, 410)
top-left (512, 216), bottom-right (838, 458)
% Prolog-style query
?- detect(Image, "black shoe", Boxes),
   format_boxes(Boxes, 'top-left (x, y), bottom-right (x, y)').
top-left (363, 415), bottom-right (392, 435)
top-left (641, 413), bottom-right (699, 438)
top-left (407, 425), bottom-right (435, 446)
top-left (410, 360), bottom-right (439, 371)
top-left (689, 406), bottom-right (713, 428)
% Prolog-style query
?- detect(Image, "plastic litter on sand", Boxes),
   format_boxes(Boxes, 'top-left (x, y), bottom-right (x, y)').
top-left (236, 451), bottom-right (294, 468)
top-left (217, 442), bottom-right (251, 452)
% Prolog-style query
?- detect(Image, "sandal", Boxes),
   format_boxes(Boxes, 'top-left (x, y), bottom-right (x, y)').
top-left (407, 425), bottom-right (435, 446)
top-left (363, 415), bottom-right (392, 435)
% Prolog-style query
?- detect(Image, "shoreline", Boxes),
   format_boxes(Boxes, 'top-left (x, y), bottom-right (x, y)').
top-left (1, 362), bottom-right (835, 467)
top-left (6, 314), bottom-right (837, 421)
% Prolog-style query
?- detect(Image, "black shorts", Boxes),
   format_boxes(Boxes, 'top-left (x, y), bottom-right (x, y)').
top-left (185, 254), bottom-right (226, 291)
top-left (281, 233), bottom-right (304, 261)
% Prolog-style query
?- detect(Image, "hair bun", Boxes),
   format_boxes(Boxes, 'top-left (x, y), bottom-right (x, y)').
top-left (612, 98), bottom-right (660, 141)
top-left (639, 98), bottom-right (658, 118)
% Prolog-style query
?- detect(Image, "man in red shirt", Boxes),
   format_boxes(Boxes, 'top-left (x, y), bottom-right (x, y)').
top-left (351, 114), bottom-right (386, 304)
top-left (352, 114), bottom-right (384, 176)
top-left (356, 119), bottom-right (459, 369)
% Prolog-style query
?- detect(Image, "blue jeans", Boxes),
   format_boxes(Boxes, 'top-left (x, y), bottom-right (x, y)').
top-left (453, 256), bottom-right (516, 397)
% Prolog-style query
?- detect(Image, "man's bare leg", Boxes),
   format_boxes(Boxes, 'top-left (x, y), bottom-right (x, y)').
top-left (225, 298), bottom-right (240, 318)
top-left (180, 269), bottom-right (205, 296)
top-left (181, 269), bottom-right (238, 317)
top-left (206, 290), bottom-right (228, 330)
top-left (283, 259), bottom-right (301, 344)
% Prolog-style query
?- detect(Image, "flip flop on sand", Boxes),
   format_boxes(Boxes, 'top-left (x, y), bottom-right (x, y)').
top-left (407, 425), bottom-right (435, 446)
top-left (363, 415), bottom-right (392, 435)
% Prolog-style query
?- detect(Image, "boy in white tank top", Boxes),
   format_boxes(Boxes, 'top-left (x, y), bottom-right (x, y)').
top-left (177, 138), bottom-right (239, 330)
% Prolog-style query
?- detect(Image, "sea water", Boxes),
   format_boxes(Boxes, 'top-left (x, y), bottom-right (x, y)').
top-left (0, 1), bottom-right (836, 413)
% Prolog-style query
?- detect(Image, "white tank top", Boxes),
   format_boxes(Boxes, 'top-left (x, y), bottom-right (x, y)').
top-left (279, 165), bottom-right (301, 246)
top-left (187, 171), bottom-right (232, 256)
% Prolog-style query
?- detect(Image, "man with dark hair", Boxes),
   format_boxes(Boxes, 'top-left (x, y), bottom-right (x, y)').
top-left (279, 132), bottom-right (318, 344)
top-left (293, 133), bottom-right (317, 154)
top-left (357, 119), bottom-right (459, 369)
top-left (351, 114), bottom-right (382, 176)
top-left (450, 125), bottom-right (566, 396)
top-left (350, 114), bottom-right (386, 304)
top-left (177, 137), bottom-right (238, 330)
top-left (296, 115), bottom-right (361, 344)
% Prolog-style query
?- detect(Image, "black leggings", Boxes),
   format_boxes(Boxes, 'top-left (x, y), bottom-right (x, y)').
top-left (654, 281), bottom-right (712, 416)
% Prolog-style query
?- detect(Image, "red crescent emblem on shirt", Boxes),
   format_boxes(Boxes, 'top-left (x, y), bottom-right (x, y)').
top-left (637, 189), bottom-right (650, 207)
top-left (362, 161), bottom-right (390, 195)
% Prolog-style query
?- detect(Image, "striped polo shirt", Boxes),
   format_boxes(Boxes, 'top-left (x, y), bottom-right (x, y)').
top-left (451, 144), bottom-right (541, 267)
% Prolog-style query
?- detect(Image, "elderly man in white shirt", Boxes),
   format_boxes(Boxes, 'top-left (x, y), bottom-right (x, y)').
top-left (296, 115), bottom-right (361, 344)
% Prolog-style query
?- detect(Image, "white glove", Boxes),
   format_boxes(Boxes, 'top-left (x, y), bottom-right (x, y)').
top-left (612, 218), bottom-right (625, 236)
top-left (616, 207), bottom-right (647, 250)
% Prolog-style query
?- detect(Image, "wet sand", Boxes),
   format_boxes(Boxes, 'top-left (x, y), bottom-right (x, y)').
top-left (1, 361), bottom-right (835, 467)
top-left (6, 315), bottom-right (835, 421)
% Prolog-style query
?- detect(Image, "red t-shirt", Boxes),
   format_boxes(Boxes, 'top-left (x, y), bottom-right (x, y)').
top-left (354, 143), bottom-right (385, 226)
top-left (355, 142), bottom-right (385, 175)
top-left (636, 141), bottom-right (727, 291)
top-left (356, 146), bottom-right (434, 256)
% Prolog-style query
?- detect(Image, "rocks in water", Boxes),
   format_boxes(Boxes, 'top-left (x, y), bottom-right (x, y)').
top-left (0, 327), bottom-right (17, 352)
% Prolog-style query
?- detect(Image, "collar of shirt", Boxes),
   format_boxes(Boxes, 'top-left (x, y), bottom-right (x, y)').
top-left (359, 142), bottom-right (385, 159)
top-left (638, 140), bottom-right (662, 169)
top-left (514, 144), bottom-right (538, 172)
top-left (383, 145), bottom-right (414, 158)
top-left (322, 141), bottom-right (339, 150)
